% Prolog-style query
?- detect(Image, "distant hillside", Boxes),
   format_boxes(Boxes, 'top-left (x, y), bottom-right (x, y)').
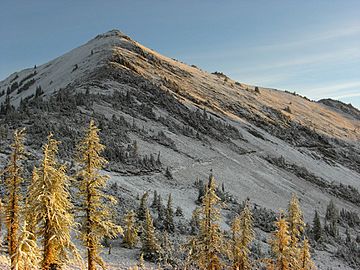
top-left (319, 98), bottom-right (360, 121)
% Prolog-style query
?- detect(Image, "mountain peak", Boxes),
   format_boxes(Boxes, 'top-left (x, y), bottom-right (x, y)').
top-left (0, 29), bottom-right (359, 143)
top-left (94, 29), bottom-right (131, 41)
top-left (104, 29), bottom-right (124, 35)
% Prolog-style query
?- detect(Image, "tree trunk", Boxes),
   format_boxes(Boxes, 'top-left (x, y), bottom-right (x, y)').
top-left (88, 245), bottom-right (96, 270)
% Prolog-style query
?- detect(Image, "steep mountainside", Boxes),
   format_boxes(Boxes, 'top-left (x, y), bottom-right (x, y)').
top-left (0, 30), bottom-right (359, 269)
top-left (319, 98), bottom-right (360, 121)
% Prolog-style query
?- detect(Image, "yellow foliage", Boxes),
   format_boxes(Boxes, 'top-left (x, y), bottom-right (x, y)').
top-left (4, 128), bottom-right (26, 269)
top-left (190, 174), bottom-right (224, 270)
top-left (13, 221), bottom-right (41, 270)
top-left (76, 120), bottom-right (123, 270)
top-left (287, 194), bottom-right (305, 249)
top-left (230, 201), bottom-right (254, 270)
top-left (298, 238), bottom-right (316, 270)
top-left (270, 214), bottom-right (293, 270)
top-left (27, 133), bottom-right (80, 269)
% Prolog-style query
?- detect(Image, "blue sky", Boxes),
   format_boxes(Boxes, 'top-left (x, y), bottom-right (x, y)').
top-left (1, 0), bottom-right (359, 108)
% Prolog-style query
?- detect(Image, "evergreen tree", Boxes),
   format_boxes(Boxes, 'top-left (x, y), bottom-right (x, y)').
top-left (229, 201), bottom-right (254, 270)
top-left (175, 206), bottom-right (183, 217)
top-left (76, 120), bottom-right (123, 270)
top-left (190, 207), bottom-right (200, 235)
top-left (356, 234), bottom-right (360, 243)
top-left (27, 134), bottom-right (79, 269)
top-left (325, 200), bottom-right (339, 237)
top-left (141, 208), bottom-right (161, 260)
top-left (156, 194), bottom-right (164, 221)
top-left (270, 214), bottom-right (293, 270)
top-left (160, 231), bottom-right (174, 267)
top-left (123, 210), bottom-right (138, 248)
top-left (287, 194), bottom-right (305, 249)
top-left (325, 200), bottom-right (339, 222)
top-left (165, 167), bottom-right (172, 179)
top-left (298, 238), bottom-right (316, 270)
top-left (345, 227), bottom-right (351, 243)
top-left (13, 221), bottom-right (41, 270)
top-left (190, 175), bottom-right (224, 270)
top-left (151, 190), bottom-right (158, 209)
top-left (312, 211), bottom-right (322, 243)
top-left (156, 152), bottom-right (161, 166)
top-left (164, 194), bottom-right (175, 233)
top-left (3, 128), bottom-right (26, 269)
top-left (197, 180), bottom-right (205, 203)
top-left (138, 192), bottom-right (149, 221)
top-left (131, 140), bottom-right (138, 159)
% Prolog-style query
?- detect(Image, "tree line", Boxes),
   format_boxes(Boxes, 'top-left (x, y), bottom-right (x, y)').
top-left (0, 120), bottom-right (318, 270)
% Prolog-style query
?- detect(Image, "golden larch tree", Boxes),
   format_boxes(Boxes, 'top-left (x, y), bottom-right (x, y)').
top-left (270, 214), bottom-right (293, 270)
top-left (287, 194), bottom-right (305, 250)
top-left (3, 128), bottom-right (26, 269)
top-left (23, 168), bottom-right (39, 237)
top-left (191, 174), bottom-right (224, 270)
top-left (76, 120), bottom-right (122, 270)
top-left (27, 134), bottom-right (79, 270)
top-left (230, 201), bottom-right (254, 270)
top-left (13, 221), bottom-right (41, 270)
top-left (0, 198), bottom-right (3, 248)
top-left (298, 238), bottom-right (316, 270)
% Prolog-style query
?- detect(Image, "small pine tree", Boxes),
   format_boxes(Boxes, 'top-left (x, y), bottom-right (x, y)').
top-left (141, 208), bottom-right (161, 260)
top-left (165, 167), bottom-right (172, 179)
top-left (312, 211), bottom-right (322, 243)
top-left (164, 194), bottom-right (175, 233)
top-left (345, 227), bottom-right (351, 243)
top-left (190, 207), bottom-right (200, 235)
top-left (229, 200), bottom-right (254, 270)
top-left (27, 134), bottom-right (79, 269)
top-left (356, 234), bottom-right (360, 243)
top-left (270, 214), bottom-right (293, 270)
top-left (131, 140), bottom-right (138, 159)
top-left (298, 238), bottom-right (316, 270)
top-left (13, 221), bottom-right (41, 270)
top-left (3, 128), bottom-right (26, 269)
top-left (123, 210), bottom-right (138, 248)
top-left (325, 200), bottom-right (339, 222)
top-left (197, 180), bottom-right (205, 203)
top-left (325, 200), bottom-right (339, 237)
top-left (190, 175), bottom-right (224, 270)
top-left (76, 120), bottom-right (123, 270)
top-left (156, 194), bottom-right (164, 221)
top-left (151, 191), bottom-right (158, 209)
top-left (138, 192), bottom-right (149, 221)
top-left (160, 231), bottom-right (174, 266)
top-left (175, 206), bottom-right (183, 217)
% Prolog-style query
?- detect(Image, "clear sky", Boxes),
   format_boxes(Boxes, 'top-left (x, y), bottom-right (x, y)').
top-left (1, 0), bottom-right (359, 108)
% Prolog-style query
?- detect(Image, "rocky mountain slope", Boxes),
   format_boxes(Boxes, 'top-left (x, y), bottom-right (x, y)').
top-left (0, 30), bottom-right (359, 269)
